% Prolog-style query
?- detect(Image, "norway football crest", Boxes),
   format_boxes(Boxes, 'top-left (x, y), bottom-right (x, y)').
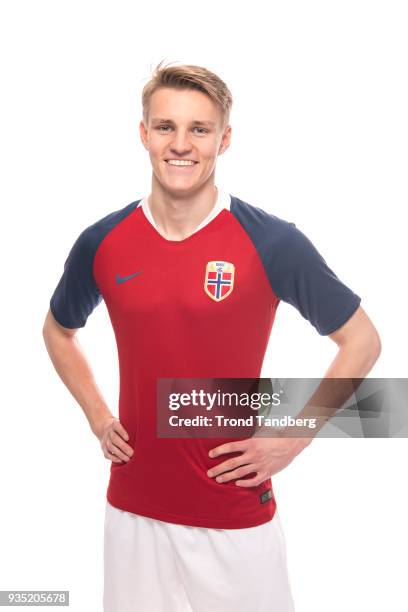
top-left (204, 261), bottom-right (235, 302)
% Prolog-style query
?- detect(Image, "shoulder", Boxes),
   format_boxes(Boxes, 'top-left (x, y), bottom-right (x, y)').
top-left (73, 200), bottom-right (140, 254)
top-left (229, 194), bottom-right (332, 281)
top-left (229, 195), bottom-right (361, 336)
top-left (229, 195), bottom-right (305, 253)
top-left (65, 200), bottom-right (140, 265)
top-left (230, 195), bottom-right (295, 230)
top-left (49, 200), bottom-right (140, 329)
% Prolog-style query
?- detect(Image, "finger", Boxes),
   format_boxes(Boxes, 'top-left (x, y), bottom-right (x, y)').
top-left (110, 431), bottom-right (134, 457)
top-left (235, 473), bottom-right (266, 487)
top-left (104, 449), bottom-right (123, 463)
top-left (106, 439), bottom-right (130, 462)
top-left (112, 419), bottom-right (130, 442)
top-left (215, 464), bottom-right (257, 483)
top-left (207, 457), bottom-right (249, 478)
top-left (209, 440), bottom-right (248, 459)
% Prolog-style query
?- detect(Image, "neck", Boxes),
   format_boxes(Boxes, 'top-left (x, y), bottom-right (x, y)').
top-left (147, 178), bottom-right (219, 241)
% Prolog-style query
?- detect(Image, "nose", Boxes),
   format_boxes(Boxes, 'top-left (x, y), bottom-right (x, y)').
top-left (169, 128), bottom-right (193, 156)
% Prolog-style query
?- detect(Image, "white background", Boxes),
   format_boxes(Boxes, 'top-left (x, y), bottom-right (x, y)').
top-left (1, 1), bottom-right (407, 610)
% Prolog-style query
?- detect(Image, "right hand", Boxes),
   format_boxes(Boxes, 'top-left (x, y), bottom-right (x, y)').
top-left (96, 416), bottom-right (134, 463)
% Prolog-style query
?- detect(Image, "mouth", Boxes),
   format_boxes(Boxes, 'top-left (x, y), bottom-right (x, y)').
top-left (165, 159), bottom-right (199, 170)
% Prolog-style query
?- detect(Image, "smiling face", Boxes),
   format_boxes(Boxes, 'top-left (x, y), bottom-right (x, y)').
top-left (140, 87), bottom-right (231, 196)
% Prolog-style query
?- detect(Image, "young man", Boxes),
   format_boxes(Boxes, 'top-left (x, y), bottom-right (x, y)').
top-left (43, 61), bottom-right (381, 612)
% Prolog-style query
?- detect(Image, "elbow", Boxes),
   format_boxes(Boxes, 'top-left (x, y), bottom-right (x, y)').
top-left (366, 319), bottom-right (382, 359)
top-left (360, 329), bottom-right (382, 372)
top-left (370, 329), bottom-right (382, 364)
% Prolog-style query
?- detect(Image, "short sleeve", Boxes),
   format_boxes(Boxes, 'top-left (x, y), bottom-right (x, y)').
top-left (269, 223), bottom-right (361, 335)
top-left (230, 197), bottom-right (362, 335)
top-left (49, 227), bottom-right (102, 328)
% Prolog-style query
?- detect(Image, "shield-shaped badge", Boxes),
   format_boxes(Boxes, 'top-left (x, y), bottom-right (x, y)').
top-left (204, 261), bottom-right (235, 302)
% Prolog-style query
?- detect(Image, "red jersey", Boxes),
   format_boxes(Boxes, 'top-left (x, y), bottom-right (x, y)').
top-left (49, 189), bottom-right (361, 528)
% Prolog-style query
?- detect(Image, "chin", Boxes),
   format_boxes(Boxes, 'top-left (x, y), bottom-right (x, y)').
top-left (164, 184), bottom-right (198, 195)
top-left (159, 176), bottom-right (201, 191)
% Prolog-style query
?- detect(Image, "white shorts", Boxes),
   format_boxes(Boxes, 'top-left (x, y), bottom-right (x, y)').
top-left (103, 501), bottom-right (295, 612)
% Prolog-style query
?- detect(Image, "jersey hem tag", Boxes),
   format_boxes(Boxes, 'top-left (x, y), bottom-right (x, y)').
top-left (260, 489), bottom-right (273, 504)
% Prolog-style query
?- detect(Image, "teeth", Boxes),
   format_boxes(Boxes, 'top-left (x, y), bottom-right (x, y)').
top-left (166, 160), bottom-right (196, 166)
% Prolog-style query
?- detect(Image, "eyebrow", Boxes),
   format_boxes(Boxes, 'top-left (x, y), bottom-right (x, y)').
top-left (151, 118), bottom-right (216, 127)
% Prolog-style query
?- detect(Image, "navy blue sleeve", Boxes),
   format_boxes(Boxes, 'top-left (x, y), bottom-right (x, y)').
top-left (49, 200), bottom-right (140, 329)
top-left (230, 196), bottom-right (361, 335)
top-left (49, 226), bottom-right (103, 329)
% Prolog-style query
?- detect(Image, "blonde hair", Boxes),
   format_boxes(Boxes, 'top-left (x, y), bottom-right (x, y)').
top-left (141, 59), bottom-right (233, 130)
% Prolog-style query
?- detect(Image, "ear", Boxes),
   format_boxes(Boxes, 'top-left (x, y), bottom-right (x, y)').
top-left (219, 125), bottom-right (232, 155)
top-left (139, 119), bottom-right (149, 151)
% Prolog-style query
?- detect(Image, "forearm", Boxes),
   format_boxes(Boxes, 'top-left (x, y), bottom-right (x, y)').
top-left (43, 329), bottom-right (113, 437)
top-left (293, 339), bottom-right (381, 438)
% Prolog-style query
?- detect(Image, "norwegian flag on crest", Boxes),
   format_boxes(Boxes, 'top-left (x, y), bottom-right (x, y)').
top-left (204, 261), bottom-right (235, 302)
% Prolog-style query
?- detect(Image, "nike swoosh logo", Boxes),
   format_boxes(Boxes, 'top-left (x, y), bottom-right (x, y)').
top-left (116, 271), bottom-right (143, 284)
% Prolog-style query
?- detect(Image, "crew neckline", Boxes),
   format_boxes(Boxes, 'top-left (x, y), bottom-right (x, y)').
top-left (137, 188), bottom-right (231, 245)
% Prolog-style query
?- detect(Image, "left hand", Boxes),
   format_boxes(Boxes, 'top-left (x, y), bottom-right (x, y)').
top-left (207, 434), bottom-right (311, 487)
